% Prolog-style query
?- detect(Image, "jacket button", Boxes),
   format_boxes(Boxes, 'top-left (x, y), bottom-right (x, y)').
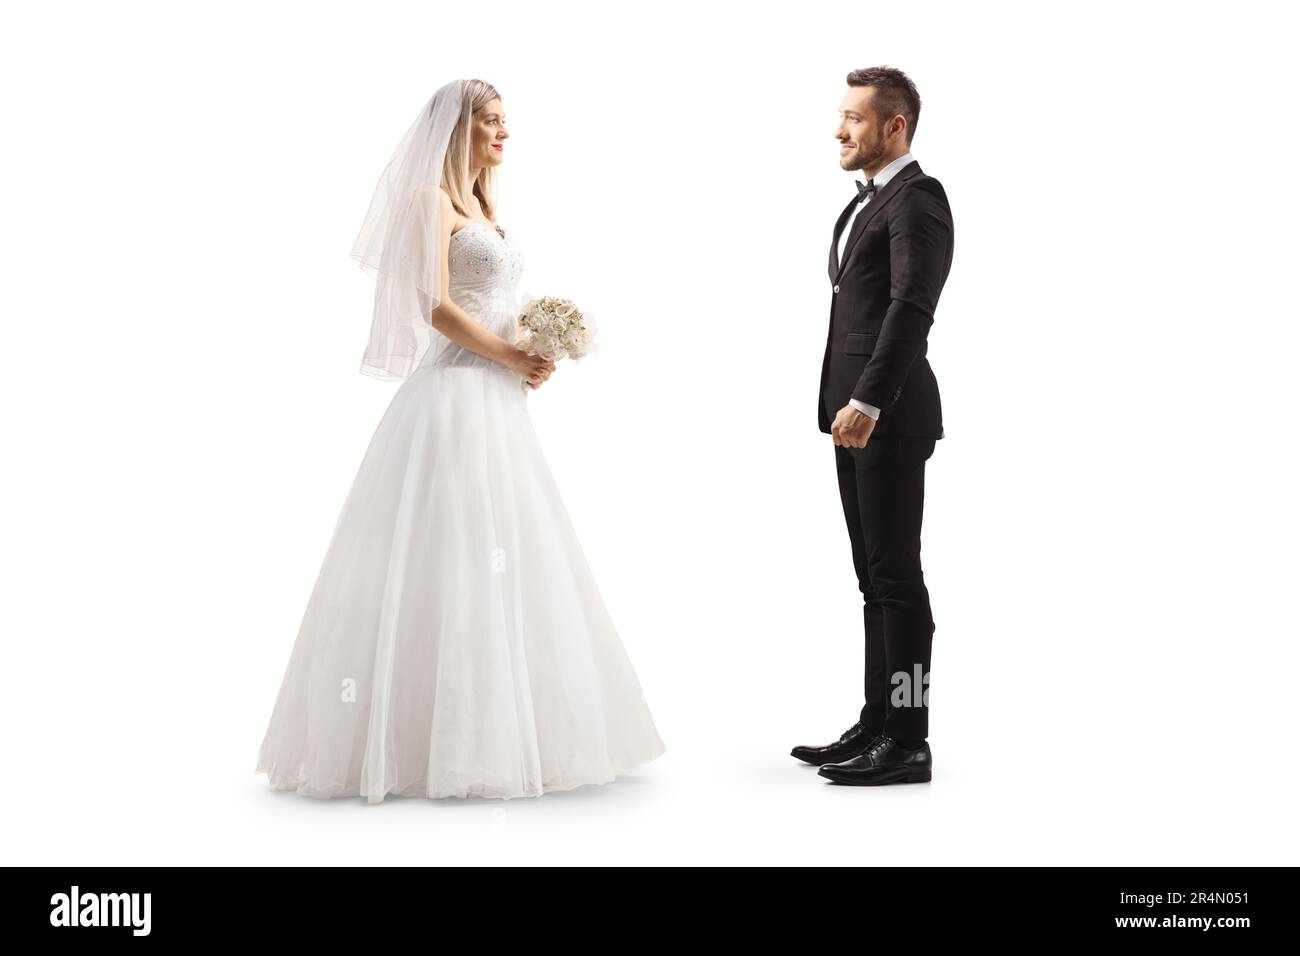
top-left (833, 284), bottom-right (840, 293)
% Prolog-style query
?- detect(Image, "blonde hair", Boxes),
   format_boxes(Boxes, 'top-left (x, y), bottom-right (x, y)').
top-left (442, 78), bottom-right (502, 223)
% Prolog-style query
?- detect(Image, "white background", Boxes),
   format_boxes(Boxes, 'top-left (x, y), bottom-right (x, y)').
top-left (2, 0), bottom-right (1296, 866)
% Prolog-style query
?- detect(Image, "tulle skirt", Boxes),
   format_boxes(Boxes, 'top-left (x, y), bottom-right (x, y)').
top-left (254, 362), bottom-right (665, 802)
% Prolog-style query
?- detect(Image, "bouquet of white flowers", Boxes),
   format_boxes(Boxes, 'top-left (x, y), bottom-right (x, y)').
top-left (515, 294), bottom-right (596, 363)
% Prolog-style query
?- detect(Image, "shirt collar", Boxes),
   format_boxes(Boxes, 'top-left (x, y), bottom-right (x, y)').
top-left (864, 150), bottom-right (914, 189)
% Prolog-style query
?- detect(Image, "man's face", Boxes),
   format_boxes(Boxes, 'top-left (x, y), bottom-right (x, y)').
top-left (835, 86), bottom-right (891, 173)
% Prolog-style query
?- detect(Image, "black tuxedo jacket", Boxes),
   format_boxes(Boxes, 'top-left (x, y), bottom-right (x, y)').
top-left (818, 159), bottom-right (953, 438)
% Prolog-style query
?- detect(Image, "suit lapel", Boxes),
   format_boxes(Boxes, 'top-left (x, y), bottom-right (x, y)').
top-left (829, 194), bottom-right (861, 282)
top-left (833, 159), bottom-right (922, 283)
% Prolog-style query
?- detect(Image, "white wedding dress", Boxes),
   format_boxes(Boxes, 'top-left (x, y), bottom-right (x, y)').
top-left (255, 221), bottom-right (666, 802)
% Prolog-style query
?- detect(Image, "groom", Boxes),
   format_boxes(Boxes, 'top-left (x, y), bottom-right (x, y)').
top-left (792, 67), bottom-right (954, 785)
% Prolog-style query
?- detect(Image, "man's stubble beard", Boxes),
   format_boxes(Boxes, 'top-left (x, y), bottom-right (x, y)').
top-left (843, 130), bottom-right (888, 174)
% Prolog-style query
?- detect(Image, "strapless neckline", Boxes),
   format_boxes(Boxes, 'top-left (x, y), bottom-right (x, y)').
top-left (452, 221), bottom-right (506, 242)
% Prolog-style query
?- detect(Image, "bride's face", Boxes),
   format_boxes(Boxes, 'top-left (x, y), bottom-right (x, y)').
top-left (472, 98), bottom-right (509, 168)
top-left (836, 87), bottom-right (891, 173)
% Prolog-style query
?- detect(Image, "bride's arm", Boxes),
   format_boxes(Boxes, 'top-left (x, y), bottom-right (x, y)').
top-left (428, 188), bottom-right (552, 387)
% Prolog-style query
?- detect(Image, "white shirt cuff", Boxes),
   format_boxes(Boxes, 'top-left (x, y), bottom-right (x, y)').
top-left (849, 398), bottom-right (881, 420)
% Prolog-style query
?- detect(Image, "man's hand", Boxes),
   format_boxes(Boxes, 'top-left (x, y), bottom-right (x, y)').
top-left (831, 404), bottom-right (876, 448)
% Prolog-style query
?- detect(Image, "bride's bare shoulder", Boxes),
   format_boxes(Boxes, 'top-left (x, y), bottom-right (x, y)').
top-left (433, 186), bottom-right (465, 232)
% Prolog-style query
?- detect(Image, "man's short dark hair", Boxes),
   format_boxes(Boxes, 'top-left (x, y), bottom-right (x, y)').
top-left (846, 66), bottom-right (921, 145)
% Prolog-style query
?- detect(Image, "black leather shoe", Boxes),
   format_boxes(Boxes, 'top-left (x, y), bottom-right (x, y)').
top-left (817, 736), bottom-right (932, 785)
top-left (790, 720), bottom-right (882, 766)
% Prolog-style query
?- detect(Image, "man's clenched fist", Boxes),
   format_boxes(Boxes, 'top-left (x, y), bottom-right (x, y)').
top-left (831, 404), bottom-right (876, 449)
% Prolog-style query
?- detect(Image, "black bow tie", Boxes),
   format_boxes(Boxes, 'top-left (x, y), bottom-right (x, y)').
top-left (856, 179), bottom-right (877, 202)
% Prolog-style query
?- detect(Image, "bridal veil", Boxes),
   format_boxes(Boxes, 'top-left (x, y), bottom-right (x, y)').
top-left (350, 79), bottom-right (465, 380)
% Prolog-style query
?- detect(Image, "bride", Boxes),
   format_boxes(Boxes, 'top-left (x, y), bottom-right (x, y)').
top-left (254, 78), bottom-right (666, 802)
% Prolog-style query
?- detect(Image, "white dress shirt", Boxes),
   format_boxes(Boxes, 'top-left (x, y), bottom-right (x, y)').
top-left (839, 151), bottom-right (914, 420)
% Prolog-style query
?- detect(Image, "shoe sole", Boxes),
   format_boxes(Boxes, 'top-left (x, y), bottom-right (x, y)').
top-left (791, 749), bottom-right (869, 767)
top-left (818, 768), bottom-right (932, 786)
top-left (791, 752), bottom-right (836, 766)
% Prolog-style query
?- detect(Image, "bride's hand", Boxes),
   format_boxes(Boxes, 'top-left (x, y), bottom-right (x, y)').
top-left (507, 347), bottom-right (556, 388)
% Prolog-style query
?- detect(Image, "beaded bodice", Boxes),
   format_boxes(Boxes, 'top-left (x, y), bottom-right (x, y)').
top-left (421, 221), bottom-right (525, 370)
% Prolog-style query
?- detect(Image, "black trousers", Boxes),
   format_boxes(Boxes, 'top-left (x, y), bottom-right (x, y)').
top-left (834, 437), bottom-right (937, 744)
